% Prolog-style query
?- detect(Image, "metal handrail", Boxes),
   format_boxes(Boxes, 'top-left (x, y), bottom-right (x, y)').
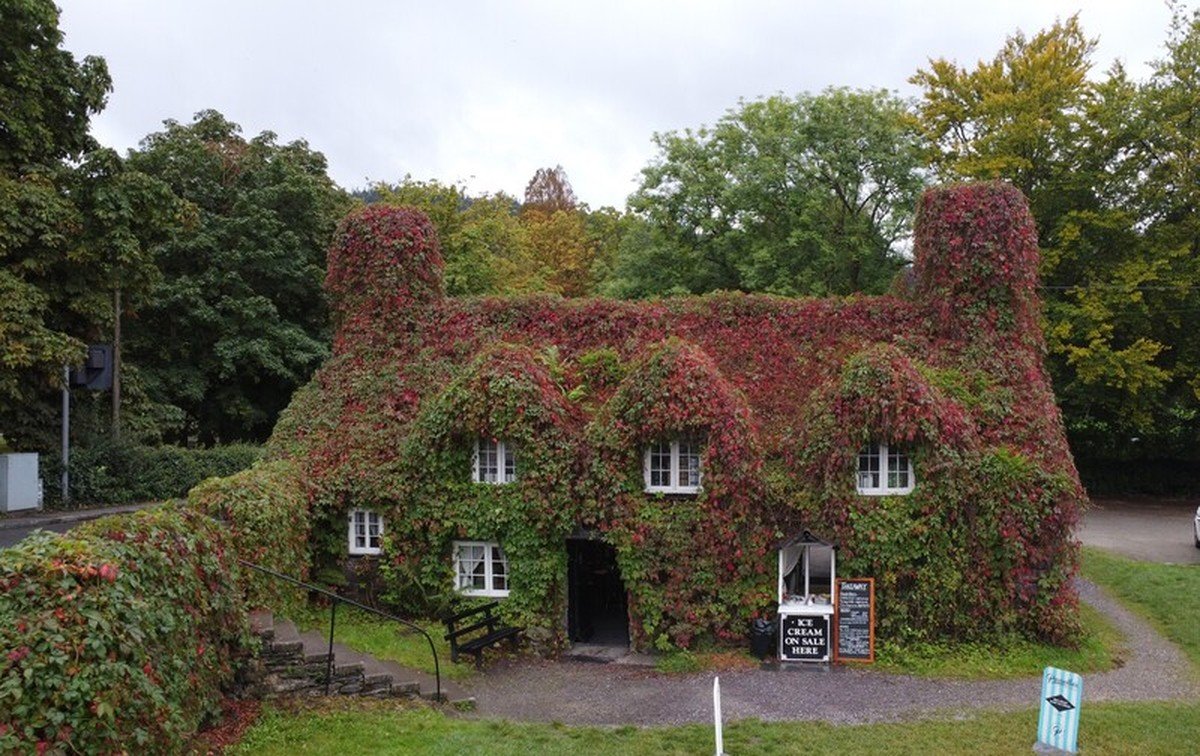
top-left (239, 559), bottom-right (441, 701)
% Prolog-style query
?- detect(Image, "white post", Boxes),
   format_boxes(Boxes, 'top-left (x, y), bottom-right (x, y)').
top-left (713, 676), bottom-right (724, 756)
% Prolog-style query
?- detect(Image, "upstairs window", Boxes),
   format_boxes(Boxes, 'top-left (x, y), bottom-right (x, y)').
top-left (453, 540), bottom-right (509, 597)
top-left (644, 438), bottom-right (702, 494)
top-left (474, 437), bottom-right (516, 484)
top-left (348, 509), bottom-right (384, 555)
top-left (857, 442), bottom-right (914, 495)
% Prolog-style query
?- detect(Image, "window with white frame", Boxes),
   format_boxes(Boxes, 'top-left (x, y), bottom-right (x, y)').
top-left (453, 541), bottom-right (509, 597)
top-left (473, 437), bottom-right (516, 484)
top-left (643, 438), bottom-right (702, 494)
top-left (348, 509), bottom-right (384, 555)
top-left (856, 442), bottom-right (914, 495)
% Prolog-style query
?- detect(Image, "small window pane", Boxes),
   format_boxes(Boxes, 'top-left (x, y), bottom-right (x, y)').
top-left (887, 447), bottom-right (910, 489)
top-left (477, 439), bottom-right (499, 483)
top-left (649, 441), bottom-right (671, 487)
top-left (678, 440), bottom-right (700, 487)
top-left (503, 442), bottom-right (516, 483)
top-left (367, 512), bottom-right (382, 549)
top-left (857, 444), bottom-right (881, 489)
top-left (490, 545), bottom-right (508, 591)
top-left (457, 544), bottom-right (487, 590)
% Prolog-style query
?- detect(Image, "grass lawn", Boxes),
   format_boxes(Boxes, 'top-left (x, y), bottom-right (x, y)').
top-left (292, 604), bottom-right (477, 681)
top-left (1081, 546), bottom-right (1200, 671)
top-left (873, 601), bottom-right (1126, 678)
top-left (230, 699), bottom-right (1200, 755)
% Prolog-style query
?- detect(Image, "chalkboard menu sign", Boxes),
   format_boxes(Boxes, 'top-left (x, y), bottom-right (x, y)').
top-left (835, 578), bottom-right (875, 662)
top-left (779, 613), bottom-right (830, 662)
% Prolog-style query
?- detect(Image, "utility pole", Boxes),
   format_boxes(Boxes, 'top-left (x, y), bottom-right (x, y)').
top-left (112, 287), bottom-right (121, 441)
top-left (61, 365), bottom-right (70, 504)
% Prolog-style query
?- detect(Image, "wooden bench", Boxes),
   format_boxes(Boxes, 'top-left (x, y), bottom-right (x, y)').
top-left (443, 602), bottom-right (521, 667)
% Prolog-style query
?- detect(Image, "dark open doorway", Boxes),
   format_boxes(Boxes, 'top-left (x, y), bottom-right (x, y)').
top-left (567, 536), bottom-right (629, 646)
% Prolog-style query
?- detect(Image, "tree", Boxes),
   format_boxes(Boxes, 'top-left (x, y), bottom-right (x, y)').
top-left (522, 165), bottom-right (577, 214)
top-left (372, 178), bottom-right (538, 296)
top-left (126, 110), bottom-right (349, 444)
top-left (911, 13), bottom-right (1200, 463)
top-left (0, 0), bottom-right (184, 449)
top-left (910, 16), bottom-right (1097, 199)
top-left (521, 206), bottom-right (593, 297)
top-left (455, 193), bottom-right (539, 294)
top-left (625, 88), bottom-right (925, 297)
top-left (0, 0), bottom-right (110, 170)
top-left (1127, 3), bottom-right (1200, 458)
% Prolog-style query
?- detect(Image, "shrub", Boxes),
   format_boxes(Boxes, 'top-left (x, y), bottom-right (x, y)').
top-left (0, 506), bottom-right (250, 753)
top-left (42, 442), bottom-right (262, 507)
top-left (188, 460), bottom-right (311, 616)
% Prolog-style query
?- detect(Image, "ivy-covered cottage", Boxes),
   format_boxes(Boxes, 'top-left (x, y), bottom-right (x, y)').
top-left (268, 182), bottom-right (1085, 654)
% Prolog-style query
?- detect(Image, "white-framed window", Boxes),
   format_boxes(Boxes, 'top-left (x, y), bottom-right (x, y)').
top-left (856, 442), bottom-right (914, 495)
top-left (473, 437), bottom-right (516, 484)
top-left (453, 540), bottom-right (509, 597)
top-left (348, 509), bottom-right (384, 555)
top-left (643, 438), bottom-right (702, 494)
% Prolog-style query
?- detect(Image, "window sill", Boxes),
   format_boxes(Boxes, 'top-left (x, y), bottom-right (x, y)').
top-left (644, 486), bottom-right (702, 495)
top-left (458, 588), bottom-right (510, 599)
top-left (856, 487), bottom-right (914, 497)
top-left (348, 548), bottom-right (382, 556)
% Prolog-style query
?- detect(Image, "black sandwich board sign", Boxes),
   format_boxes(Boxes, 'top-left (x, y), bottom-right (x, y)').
top-left (835, 578), bottom-right (875, 663)
top-left (779, 613), bottom-right (830, 662)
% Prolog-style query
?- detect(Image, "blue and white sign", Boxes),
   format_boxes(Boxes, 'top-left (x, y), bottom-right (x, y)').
top-left (1037, 666), bottom-right (1083, 753)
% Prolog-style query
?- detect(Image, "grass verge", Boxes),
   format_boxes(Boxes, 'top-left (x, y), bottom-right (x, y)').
top-left (873, 601), bottom-right (1125, 678)
top-left (292, 604), bottom-right (476, 681)
top-left (1081, 546), bottom-right (1200, 671)
top-left (230, 699), bottom-right (1200, 755)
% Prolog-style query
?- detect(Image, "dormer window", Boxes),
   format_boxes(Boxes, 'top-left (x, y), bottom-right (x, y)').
top-left (474, 437), bottom-right (516, 484)
top-left (644, 438), bottom-right (702, 494)
top-left (857, 442), bottom-right (914, 495)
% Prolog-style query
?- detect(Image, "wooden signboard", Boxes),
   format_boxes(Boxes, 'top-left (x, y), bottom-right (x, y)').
top-left (835, 578), bottom-right (875, 663)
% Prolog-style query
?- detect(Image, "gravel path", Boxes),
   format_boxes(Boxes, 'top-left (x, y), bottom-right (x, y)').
top-left (461, 579), bottom-right (1198, 725)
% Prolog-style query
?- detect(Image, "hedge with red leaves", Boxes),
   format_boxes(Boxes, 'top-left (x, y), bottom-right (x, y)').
top-left (0, 507), bottom-right (250, 754)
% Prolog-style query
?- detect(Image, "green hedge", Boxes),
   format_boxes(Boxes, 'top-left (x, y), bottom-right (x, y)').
top-left (41, 442), bottom-right (262, 506)
top-left (188, 460), bottom-right (311, 616)
top-left (1076, 458), bottom-right (1200, 497)
top-left (0, 506), bottom-right (250, 753)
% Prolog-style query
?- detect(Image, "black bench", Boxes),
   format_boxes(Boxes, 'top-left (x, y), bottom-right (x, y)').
top-left (443, 602), bottom-right (521, 667)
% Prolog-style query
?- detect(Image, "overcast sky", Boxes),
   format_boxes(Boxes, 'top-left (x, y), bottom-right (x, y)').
top-left (57, 1), bottom-right (1179, 210)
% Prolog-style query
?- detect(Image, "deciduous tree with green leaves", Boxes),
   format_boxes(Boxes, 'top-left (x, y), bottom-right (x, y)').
top-left (126, 110), bottom-right (349, 444)
top-left (372, 178), bottom-right (538, 295)
top-left (0, 0), bottom-right (186, 449)
top-left (621, 88), bottom-right (926, 297)
top-left (911, 13), bottom-right (1200, 465)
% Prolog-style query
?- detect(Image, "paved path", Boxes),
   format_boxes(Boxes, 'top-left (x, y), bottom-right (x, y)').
top-left (461, 578), bottom-right (1198, 726)
top-left (1079, 497), bottom-right (1199, 565)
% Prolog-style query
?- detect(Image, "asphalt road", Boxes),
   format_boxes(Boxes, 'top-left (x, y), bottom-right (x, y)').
top-left (0, 503), bottom-right (154, 549)
top-left (0, 519), bottom-right (73, 549)
top-left (1078, 497), bottom-right (1200, 565)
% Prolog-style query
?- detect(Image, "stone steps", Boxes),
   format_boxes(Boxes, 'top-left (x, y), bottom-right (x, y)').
top-left (248, 609), bottom-right (473, 707)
